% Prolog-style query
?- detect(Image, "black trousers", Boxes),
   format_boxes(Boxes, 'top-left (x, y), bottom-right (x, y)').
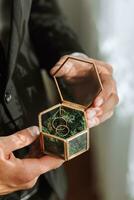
top-left (0, 176), bottom-right (58, 200)
top-left (27, 176), bottom-right (59, 200)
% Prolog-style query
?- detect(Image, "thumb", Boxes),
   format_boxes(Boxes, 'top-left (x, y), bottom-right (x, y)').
top-left (50, 55), bottom-right (69, 76)
top-left (1, 126), bottom-right (40, 154)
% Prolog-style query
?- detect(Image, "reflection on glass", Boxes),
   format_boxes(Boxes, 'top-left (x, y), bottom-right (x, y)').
top-left (69, 132), bottom-right (87, 157)
top-left (44, 135), bottom-right (64, 158)
top-left (55, 57), bottom-right (102, 107)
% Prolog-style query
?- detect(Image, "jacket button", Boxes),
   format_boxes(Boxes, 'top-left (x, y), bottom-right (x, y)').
top-left (4, 92), bottom-right (12, 103)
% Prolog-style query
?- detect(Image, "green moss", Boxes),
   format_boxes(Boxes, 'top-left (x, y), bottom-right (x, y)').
top-left (41, 105), bottom-right (86, 139)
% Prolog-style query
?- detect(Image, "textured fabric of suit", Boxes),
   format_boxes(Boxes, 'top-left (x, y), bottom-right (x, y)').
top-left (0, 0), bottom-right (82, 199)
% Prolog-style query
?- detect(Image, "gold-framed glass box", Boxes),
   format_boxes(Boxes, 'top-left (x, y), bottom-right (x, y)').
top-left (39, 57), bottom-right (103, 161)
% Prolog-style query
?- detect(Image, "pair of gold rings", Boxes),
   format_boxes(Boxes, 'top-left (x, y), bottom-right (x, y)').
top-left (51, 109), bottom-right (70, 137)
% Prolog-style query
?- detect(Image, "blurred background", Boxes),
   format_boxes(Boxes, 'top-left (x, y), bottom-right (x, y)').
top-left (44, 0), bottom-right (134, 200)
top-left (58, 0), bottom-right (134, 200)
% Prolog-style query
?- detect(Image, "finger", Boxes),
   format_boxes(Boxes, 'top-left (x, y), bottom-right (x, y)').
top-left (86, 110), bottom-right (114, 128)
top-left (18, 177), bottom-right (38, 190)
top-left (51, 57), bottom-right (77, 78)
top-left (87, 117), bottom-right (100, 128)
top-left (16, 156), bottom-right (64, 182)
top-left (86, 107), bottom-right (102, 121)
top-left (87, 93), bottom-right (118, 127)
top-left (50, 55), bottom-right (90, 77)
top-left (0, 126), bottom-right (40, 153)
top-left (99, 111), bottom-right (114, 124)
top-left (99, 93), bottom-right (119, 116)
top-left (1, 177), bottom-right (38, 195)
top-left (95, 60), bottom-right (113, 75)
top-left (86, 93), bottom-right (118, 127)
top-left (80, 57), bottom-right (113, 74)
top-left (87, 93), bottom-right (118, 120)
top-left (50, 55), bottom-right (69, 76)
top-left (94, 75), bottom-right (117, 107)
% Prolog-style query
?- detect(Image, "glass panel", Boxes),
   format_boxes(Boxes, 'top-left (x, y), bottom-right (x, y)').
top-left (69, 132), bottom-right (87, 157)
top-left (54, 57), bottom-right (102, 107)
top-left (41, 105), bottom-right (86, 139)
top-left (44, 135), bottom-right (64, 158)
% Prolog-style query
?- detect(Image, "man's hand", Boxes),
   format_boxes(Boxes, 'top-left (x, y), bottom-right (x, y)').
top-left (51, 55), bottom-right (119, 128)
top-left (86, 58), bottom-right (119, 127)
top-left (0, 126), bottom-right (64, 195)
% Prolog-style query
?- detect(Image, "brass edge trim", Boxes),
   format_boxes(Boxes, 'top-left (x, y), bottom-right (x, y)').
top-left (66, 56), bottom-right (97, 65)
top-left (54, 77), bottom-right (64, 102)
top-left (43, 151), bottom-right (65, 159)
top-left (84, 111), bottom-right (88, 129)
top-left (64, 141), bottom-right (68, 161)
top-left (39, 104), bottom-right (63, 142)
top-left (39, 104), bottom-right (62, 116)
top-left (42, 132), bottom-right (66, 142)
top-left (85, 62), bottom-right (103, 109)
top-left (53, 57), bottom-right (70, 76)
top-left (40, 133), bottom-right (45, 153)
top-left (66, 140), bottom-right (69, 160)
top-left (38, 113), bottom-right (42, 133)
top-left (53, 56), bottom-right (103, 109)
top-left (62, 101), bottom-right (85, 111)
top-left (67, 130), bottom-right (87, 142)
top-left (68, 149), bottom-right (88, 160)
top-left (94, 61), bottom-right (104, 91)
top-left (87, 129), bottom-right (90, 150)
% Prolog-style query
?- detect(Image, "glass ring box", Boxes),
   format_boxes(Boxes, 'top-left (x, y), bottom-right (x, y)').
top-left (39, 57), bottom-right (103, 161)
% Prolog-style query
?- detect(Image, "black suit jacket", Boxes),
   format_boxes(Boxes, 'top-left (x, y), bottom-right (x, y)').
top-left (0, 0), bottom-right (82, 199)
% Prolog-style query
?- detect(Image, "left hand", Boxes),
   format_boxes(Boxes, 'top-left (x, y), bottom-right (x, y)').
top-left (85, 58), bottom-right (119, 128)
top-left (50, 55), bottom-right (119, 128)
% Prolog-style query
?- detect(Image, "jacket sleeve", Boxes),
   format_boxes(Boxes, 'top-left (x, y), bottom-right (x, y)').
top-left (29, 0), bottom-right (83, 71)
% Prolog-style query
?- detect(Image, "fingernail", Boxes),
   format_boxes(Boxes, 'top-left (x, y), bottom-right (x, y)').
top-left (87, 110), bottom-right (96, 119)
top-left (86, 108), bottom-right (101, 119)
top-left (95, 98), bottom-right (104, 107)
top-left (88, 118), bottom-right (99, 128)
top-left (28, 126), bottom-right (40, 137)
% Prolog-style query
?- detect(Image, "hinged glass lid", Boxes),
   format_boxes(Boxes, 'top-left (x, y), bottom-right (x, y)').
top-left (53, 57), bottom-right (102, 108)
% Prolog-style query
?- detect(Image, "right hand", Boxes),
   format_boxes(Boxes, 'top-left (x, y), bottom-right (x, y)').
top-left (0, 126), bottom-right (64, 195)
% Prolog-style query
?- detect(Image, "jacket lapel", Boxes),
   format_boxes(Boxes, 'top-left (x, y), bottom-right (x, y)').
top-left (7, 0), bottom-right (23, 80)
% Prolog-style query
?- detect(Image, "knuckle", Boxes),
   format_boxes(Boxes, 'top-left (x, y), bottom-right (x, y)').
top-left (102, 62), bottom-right (113, 74)
top-left (107, 64), bottom-right (113, 74)
top-left (54, 164), bottom-right (61, 170)
top-left (100, 111), bottom-right (113, 123)
top-left (16, 168), bottom-right (33, 184)
top-left (109, 110), bottom-right (114, 117)
top-left (23, 180), bottom-right (37, 190)
top-left (102, 112), bottom-right (113, 122)
top-left (112, 78), bottom-right (117, 87)
top-left (17, 175), bottom-right (32, 184)
top-left (53, 161), bottom-right (64, 170)
top-left (115, 95), bottom-right (119, 105)
top-left (0, 143), bottom-right (5, 159)
top-left (22, 172), bottom-right (34, 183)
top-left (111, 79), bottom-right (115, 86)
top-left (15, 132), bottom-right (27, 146)
top-left (107, 111), bottom-right (114, 120)
top-left (22, 176), bottom-right (32, 183)
top-left (96, 61), bottom-right (113, 74)
top-left (0, 141), bottom-right (3, 151)
top-left (113, 94), bottom-right (119, 105)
